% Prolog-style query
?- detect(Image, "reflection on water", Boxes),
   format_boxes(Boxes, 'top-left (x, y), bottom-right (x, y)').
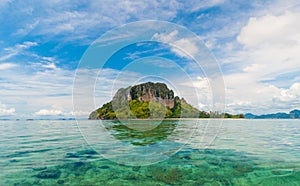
top-left (104, 120), bottom-right (177, 146)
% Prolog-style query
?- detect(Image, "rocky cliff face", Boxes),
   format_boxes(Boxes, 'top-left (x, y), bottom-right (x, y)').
top-left (113, 82), bottom-right (175, 108)
top-left (89, 82), bottom-right (203, 120)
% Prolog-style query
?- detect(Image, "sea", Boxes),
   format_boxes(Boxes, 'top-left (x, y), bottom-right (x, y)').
top-left (1, 119), bottom-right (300, 185)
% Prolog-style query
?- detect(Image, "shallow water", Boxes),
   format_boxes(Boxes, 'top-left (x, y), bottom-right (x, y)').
top-left (1, 120), bottom-right (300, 185)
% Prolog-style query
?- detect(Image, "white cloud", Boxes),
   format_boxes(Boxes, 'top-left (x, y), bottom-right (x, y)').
top-left (0, 63), bottom-right (17, 70)
top-left (139, 58), bottom-right (178, 68)
top-left (189, 0), bottom-right (225, 12)
top-left (220, 9), bottom-right (300, 114)
top-left (0, 41), bottom-right (38, 61)
top-left (33, 108), bottom-right (90, 118)
top-left (152, 30), bottom-right (199, 58)
top-left (172, 38), bottom-right (199, 58)
top-left (224, 72), bottom-right (300, 114)
top-left (0, 64), bottom-right (75, 118)
top-left (34, 109), bottom-right (63, 116)
top-left (41, 62), bottom-right (57, 70)
top-left (274, 83), bottom-right (300, 102)
top-left (243, 63), bottom-right (265, 72)
top-left (13, 20), bottom-right (40, 36)
top-left (9, 0), bottom-right (182, 43)
top-left (0, 64), bottom-right (146, 118)
top-left (235, 11), bottom-right (300, 77)
top-left (237, 11), bottom-right (300, 48)
top-left (0, 102), bottom-right (15, 116)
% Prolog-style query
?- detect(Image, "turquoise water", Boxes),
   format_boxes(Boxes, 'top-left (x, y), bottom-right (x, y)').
top-left (1, 120), bottom-right (300, 185)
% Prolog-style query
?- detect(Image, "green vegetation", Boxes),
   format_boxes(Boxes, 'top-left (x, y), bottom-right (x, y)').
top-left (89, 99), bottom-right (203, 119)
top-left (129, 100), bottom-right (150, 118)
top-left (224, 113), bottom-right (245, 118)
top-left (89, 102), bottom-right (116, 120)
top-left (89, 99), bottom-right (244, 119)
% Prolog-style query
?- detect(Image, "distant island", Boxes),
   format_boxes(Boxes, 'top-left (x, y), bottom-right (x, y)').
top-left (89, 82), bottom-right (244, 120)
top-left (245, 110), bottom-right (300, 119)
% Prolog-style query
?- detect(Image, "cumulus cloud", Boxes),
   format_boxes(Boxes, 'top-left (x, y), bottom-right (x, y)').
top-left (273, 83), bottom-right (300, 102)
top-left (33, 108), bottom-right (91, 118)
top-left (236, 11), bottom-right (300, 77)
top-left (237, 12), bottom-right (300, 48)
top-left (222, 9), bottom-right (300, 114)
top-left (224, 73), bottom-right (300, 114)
top-left (177, 76), bottom-right (212, 111)
top-left (224, 69), bottom-right (299, 114)
top-left (41, 63), bottom-right (57, 70)
top-left (0, 102), bottom-right (15, 116)
top-left (0, 63), bottom-right (75, 118)
top-left (34, 109), bottom-right (63, 116)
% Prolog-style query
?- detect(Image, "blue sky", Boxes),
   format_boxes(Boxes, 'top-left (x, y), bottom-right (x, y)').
top-left (0, 0), bottom-right (300, 118)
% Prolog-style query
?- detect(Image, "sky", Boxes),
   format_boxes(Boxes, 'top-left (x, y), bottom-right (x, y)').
top-left (0, 0), bottom-right (300, 119)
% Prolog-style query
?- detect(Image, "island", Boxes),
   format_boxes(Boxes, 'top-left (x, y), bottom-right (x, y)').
top-left (89, 82), bottom-right (244, 120)
top-left (245, 109), bottom-right (300, 119)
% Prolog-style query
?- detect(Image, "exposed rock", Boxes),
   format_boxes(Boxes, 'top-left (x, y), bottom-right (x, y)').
top-left (89, 82), bottom-right (204, 120)
top-left (113, 82), bottom-right (175, 108)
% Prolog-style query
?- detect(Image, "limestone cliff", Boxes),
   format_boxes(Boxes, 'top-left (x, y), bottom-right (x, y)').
top-left (89, 82), bottom-right (206, 120)
top-left (113, 82), bottom-right (175, 108)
